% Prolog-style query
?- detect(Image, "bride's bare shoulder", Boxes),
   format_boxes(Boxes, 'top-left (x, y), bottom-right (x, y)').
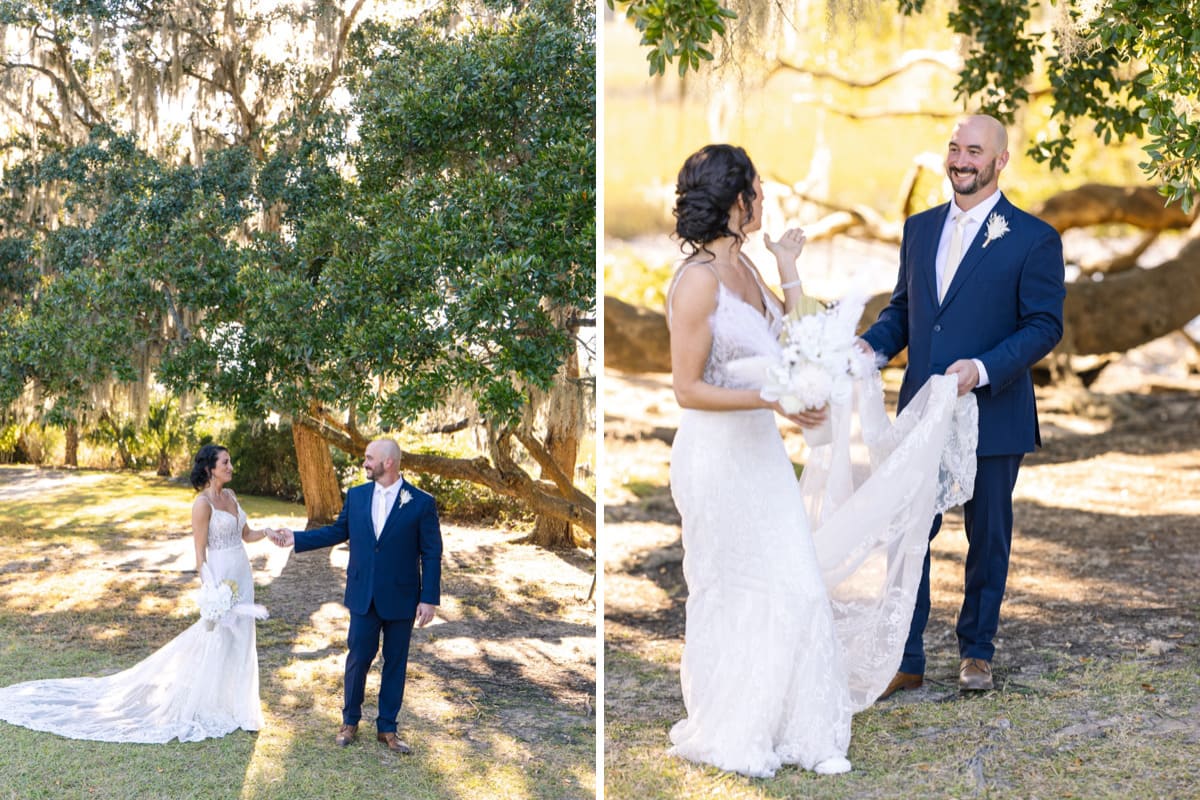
top-left (670, 260), bottom-right (720, 305)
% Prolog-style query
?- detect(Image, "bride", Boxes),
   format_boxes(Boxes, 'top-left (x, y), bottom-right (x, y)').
top-left (666, 144), bottom-right (975, 777)
top-left (0, 444), bottom-right (273, 743)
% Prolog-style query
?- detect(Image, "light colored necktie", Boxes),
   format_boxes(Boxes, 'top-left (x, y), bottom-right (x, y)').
top-left (940, 213), bottom-right (970, 302)
top-left (373, 488), bottom-right (387, 538)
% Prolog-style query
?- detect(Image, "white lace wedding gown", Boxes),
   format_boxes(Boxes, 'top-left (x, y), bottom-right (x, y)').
top-left (667, 264), bottom-right (975, 777)
top-left (0, 501), bottom-right (265, 743)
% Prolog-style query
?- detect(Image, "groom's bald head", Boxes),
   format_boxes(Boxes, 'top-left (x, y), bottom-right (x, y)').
top-left (956, 114), bottom-right (1008, 153)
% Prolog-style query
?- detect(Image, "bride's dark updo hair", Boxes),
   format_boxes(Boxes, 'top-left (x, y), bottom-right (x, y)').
top-left (190, 444), bottom-right (228, 491)
top-left (673, 144), bottom-right (758, 256)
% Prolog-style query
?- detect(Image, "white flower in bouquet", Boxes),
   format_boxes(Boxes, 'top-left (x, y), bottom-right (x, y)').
top-left (760, 292), bottom-right (871, 412)
top-left (195, 564), bottom-right (268, 630)
top-left (197, 569), bottom-right (239, 625)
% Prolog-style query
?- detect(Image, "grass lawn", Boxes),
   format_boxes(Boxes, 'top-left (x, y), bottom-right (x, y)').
top-left (0, 465), bottom-right (596, 800)
top-left (603, 371), bottom-right (1200, 799)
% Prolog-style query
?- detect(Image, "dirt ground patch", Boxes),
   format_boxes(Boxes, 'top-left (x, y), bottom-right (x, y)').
top-left (602, 351), bottom-right (1200, 797)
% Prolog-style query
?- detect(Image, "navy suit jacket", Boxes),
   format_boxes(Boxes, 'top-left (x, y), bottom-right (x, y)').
top-left (294, 479), bottom-right (442, 620)
top-left (862, 194), bottom-right (1065, 456)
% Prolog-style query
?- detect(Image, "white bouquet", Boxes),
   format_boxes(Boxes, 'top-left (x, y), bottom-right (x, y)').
top-left (197, 563), bottom-right (268, 630)
top-left (758, 292), bottom-right (872, 413)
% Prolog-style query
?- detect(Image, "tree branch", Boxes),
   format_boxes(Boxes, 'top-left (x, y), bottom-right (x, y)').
top-left (1033, 183), bottom-right (1198, 233)
top-left (293, 414), bottom-right (596, 536)
top-left (513, 427), bottom-right (593, 509)
top-left (2, 61), bottom-right (100, 129)
top-left (789, 97), bottom-right (963, 120)
top-left (772, 49), bottom-right (963, 88)
top-left (46, 35), bottom-right (107, 126)
top-left (1077, 230), bottom-right (1160, 276)
top-left (423, 418), bottom-right (471, 434)
top-left (309, 0), bottom-right (369, 111)
top-left (158, 283), bottom-right (191, 343)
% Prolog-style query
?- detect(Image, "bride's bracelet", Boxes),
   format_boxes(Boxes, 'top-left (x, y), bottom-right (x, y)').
top-left (780, 279), bottom-right (803, 290)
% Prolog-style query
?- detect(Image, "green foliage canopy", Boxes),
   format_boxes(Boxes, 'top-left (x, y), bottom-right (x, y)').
top-left (616, 0), bottom-right (1200, 210)
top-left (0, 0), bottom-right (595, 485)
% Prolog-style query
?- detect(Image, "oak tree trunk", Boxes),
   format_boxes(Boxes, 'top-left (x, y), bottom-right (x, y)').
top-left (293, 416), bottom-right (343, 527)
top-left (529, 330), bottom-right (583, 550)
top-left (64, 423), bottom-right (78, 468)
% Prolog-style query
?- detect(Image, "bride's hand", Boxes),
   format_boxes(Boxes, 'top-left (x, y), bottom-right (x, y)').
top-left (764, 228), bottom-right (807, 262)
top-left (770, 401), bottom-right (827, 429)
top-left (790, 405), bottom-right (827, 429)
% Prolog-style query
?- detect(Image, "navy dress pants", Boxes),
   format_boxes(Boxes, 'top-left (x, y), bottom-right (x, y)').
top-left (343, 601), bottom-right (415, 733)
top-left (898, 454), bottom-right (1023, 675)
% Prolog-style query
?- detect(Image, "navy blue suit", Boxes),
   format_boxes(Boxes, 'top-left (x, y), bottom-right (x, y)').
top-left (295, 479), bottom-right (442, 732)
top-left (862, 193), bottom-right (1064, 672)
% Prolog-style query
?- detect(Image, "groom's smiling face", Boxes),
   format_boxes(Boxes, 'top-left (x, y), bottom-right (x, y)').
top-left (945, 117), bottom-right (1009, 197)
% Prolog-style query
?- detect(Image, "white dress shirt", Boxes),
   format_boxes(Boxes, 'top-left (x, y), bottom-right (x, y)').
top-left (935, 190), bottom-right (1004, 388)
top-left (372, 480), bottom-right (401, 539)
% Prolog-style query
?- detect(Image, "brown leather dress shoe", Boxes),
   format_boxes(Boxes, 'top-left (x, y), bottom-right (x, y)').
top-left (878, 671), bottom-right (923, 701)
top-left (959, 658), bottom-right (994, 691)
top-left (377, 731), bottom-right (412, 754)
top-left (335, 723), bottom-right (358, 746)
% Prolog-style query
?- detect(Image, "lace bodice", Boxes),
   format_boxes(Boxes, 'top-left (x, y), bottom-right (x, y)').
top-left (206, 500), bottom-right (247, 552)
top-left (668, 260), bottom-right (783, 390)
top-left (704, 283), bottom-right (783, 388)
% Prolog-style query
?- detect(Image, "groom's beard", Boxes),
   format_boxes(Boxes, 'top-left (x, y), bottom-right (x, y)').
top-left (948, 161), bottom-right (996, 195)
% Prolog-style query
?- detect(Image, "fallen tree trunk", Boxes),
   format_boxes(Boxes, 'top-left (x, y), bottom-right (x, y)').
top-left (1033, 183), bottom-right (1197, 232)
top-left (604, 290), bottom-right (902, 373)
top-left (605, 233), bottom-right (1200, 371)
top-left (607, 181), bottom-right (1200, 374)
top-left (1062, 235), bottom-right (1200, 355)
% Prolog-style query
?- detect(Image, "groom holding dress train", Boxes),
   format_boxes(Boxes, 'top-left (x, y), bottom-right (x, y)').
top-left (860, 114), bottom-right (1065, 695)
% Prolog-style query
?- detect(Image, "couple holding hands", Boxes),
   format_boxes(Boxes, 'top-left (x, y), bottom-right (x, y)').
top-left (0, 437), bottom-right (442, 754)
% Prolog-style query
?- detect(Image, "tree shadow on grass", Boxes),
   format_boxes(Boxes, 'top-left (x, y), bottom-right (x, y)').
top-left (260, 531), bottom-right (595, 800)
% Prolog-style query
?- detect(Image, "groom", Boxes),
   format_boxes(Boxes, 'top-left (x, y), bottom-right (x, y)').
top-left (860, 114), bottom-right (1065, 694)
top-left (270, 438), bottom-right (441, 752)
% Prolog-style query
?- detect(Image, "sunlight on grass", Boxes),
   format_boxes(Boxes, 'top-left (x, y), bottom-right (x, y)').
top-left (1, 468), bottom-right (595, 799)
top-left (2, 570), bottom-right (125, 613)
top-left (430, 734), bottom-right (544, 800)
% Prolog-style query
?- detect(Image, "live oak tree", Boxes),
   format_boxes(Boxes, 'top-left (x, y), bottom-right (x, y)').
top-left (0, 0), bottom-right (373, 518)
top-left (0, 0), bottom-right (596, 545)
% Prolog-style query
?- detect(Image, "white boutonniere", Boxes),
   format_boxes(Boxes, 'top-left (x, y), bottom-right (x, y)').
top-left (981, 213), bottom-right (1010, 248)
top-left (398, 489), bottom-right (412, 508)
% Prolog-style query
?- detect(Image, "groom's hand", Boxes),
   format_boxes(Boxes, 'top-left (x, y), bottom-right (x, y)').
top-left (268, 528), bottom-right (295, 547)
top-left (415, 603), bottom-right (436, 628)
top-left (945, 359), bottom-right (980, 396)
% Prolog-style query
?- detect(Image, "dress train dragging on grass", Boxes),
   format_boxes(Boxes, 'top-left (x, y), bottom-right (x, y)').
top-left (0, 502), bottom-right (266, 743)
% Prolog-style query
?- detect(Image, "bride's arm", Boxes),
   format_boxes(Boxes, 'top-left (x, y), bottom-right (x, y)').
top-left (669, 268), bottom-right (776, 412)
top-left (763, 228), bottom-right (807, 314)
top-left (191, 498), bottom-right (210, 576)
top-left (227, 489), bottom-right (269, 543)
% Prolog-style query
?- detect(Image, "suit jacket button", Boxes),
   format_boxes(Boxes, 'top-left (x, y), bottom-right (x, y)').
top-left (933, 324), bottom-right (942, 332)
